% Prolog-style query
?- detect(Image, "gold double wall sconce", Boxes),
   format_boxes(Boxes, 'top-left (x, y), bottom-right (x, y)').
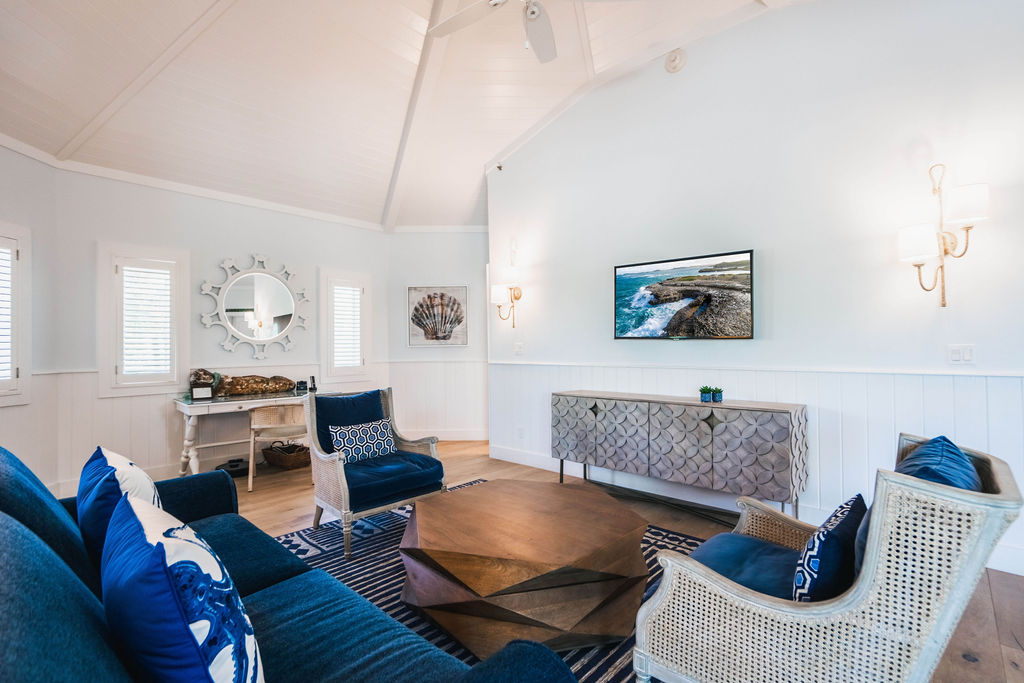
top-left (491, 284), bottom-right (522, 327)
top-left (898, 163), bottom-right (988, 307)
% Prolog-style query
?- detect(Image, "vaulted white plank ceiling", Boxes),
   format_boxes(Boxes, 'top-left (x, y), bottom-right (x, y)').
top-left (0, 0), bottom-right (798, 231)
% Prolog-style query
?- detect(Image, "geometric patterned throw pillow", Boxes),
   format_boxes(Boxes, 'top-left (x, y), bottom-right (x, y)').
top-left (101, 496), bottom-right (263, 683)
top-left (328, 417), bottom-right (396, 463)
top-left (793, 493), bottom-right (866, 602)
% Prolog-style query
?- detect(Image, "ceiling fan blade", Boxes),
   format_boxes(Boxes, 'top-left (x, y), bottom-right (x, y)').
top-left (429, 0), bottom-right (506, 38)
top-left (523, 1), bottom-right (557, 63)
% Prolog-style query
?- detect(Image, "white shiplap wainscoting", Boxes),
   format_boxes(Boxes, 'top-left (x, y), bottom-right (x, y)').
top-left (388, 360), bottom-right (488, 441)
top-left (6, 360), bottom-right (486, 499)
top-left (487, 362), bottom-right (1024, 574)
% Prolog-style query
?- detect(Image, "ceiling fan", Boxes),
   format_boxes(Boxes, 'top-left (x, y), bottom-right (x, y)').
top-left (428, 0), bottom-right (558, 63)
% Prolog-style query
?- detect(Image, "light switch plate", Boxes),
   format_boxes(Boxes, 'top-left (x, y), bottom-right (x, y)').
top-left (947, 344), bottom-right (975, 365)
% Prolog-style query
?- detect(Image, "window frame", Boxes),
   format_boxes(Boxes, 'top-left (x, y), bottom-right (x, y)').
top-left (97, 243), bottom-right (189, 397)
top-left (0, 221), bottom-right (31, 408)
top-left (319, 268), bottom-right (370, 384)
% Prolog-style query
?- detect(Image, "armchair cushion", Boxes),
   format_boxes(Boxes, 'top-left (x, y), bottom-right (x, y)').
top-left (688, 532), bottom-right (800, 600)
top-left (854, 435), bottom-right (982, 573)
top-left (346, 450), bottom-right (444, 513)
top-left (189, 513), bottom-right (312, 597)
top-left (101, 496), bottom-right (263, 683)
top-left (0, 446), bottom-right (100, 596)
top-left (314, 390), bottom-right (385, 453)
top-left (77, 447), bottom-right (161, 563)
top-left (329, 417), bottom-right (396, 462)
top-left (155, 470), bottom-right (239, 522)
top-left (794, 494), bottom-right (866, 601)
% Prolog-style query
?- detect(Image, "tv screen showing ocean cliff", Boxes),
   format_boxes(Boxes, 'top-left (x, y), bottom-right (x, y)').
top-left (614, 250), bottom-right (753, 340)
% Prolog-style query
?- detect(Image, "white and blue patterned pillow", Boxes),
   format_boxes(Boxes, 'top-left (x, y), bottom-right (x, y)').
top-left (328, 417), bottom-right (396, 463)
top-left (77, 446), bottom-right (161, 562)
top-left (793, 494), bottom-right (866, 602)
top-left (102, 496), bottom-right (263, 683)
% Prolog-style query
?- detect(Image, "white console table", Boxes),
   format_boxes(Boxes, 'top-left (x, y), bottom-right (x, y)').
top-left (173, 390), bottom-right (308, 475)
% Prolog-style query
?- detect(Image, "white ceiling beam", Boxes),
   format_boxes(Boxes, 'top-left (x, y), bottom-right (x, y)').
top-left (485, 0), bottom-right (772, 173)
top-left (573, 1), bottom-right (596, 81)
top-left (55, 0), bottom-right (238, 161)
top-left (380, 0), bottom-right (462, 232)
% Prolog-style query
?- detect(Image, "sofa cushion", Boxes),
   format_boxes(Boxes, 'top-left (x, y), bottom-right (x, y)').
top-left (457, 640), bottom-right (576, 683)
top-left (794, 494), bottom-right (866, 602)
top-left (854, 436), bottom-right (982, 573)
top-left (346, 450), bottom-right (444, 512)
top-left (329, 417), bottom-right (396, 463)
top-left (77, 446), bottom-right (161, 563)
top-left (689, 532), bottom-right (799, 600)
top-left (102, 497), bottom-right (263, 683)
top-left (243, 569), bottom-right (470, 683)
top-left (190, 513), bottom-right (311, 597)
top-left (315, 390), bottom-right (385, 452)
top-left (0, 446), bottom-right (100, 596)
top-left (0, 511), bottom-right (133, 682)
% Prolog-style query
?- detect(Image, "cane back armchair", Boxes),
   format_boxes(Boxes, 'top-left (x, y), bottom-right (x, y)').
top-left (303, 387), bottom-right (446, 558)
top-left (634, 433), bottom-right (1022, 683)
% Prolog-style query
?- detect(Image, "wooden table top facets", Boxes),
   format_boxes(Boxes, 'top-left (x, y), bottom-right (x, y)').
top-left (399, 479), bottom-right (649, 658)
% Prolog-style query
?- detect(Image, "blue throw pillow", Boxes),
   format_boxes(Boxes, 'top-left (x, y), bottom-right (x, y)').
top-left (77, 447), bottom-right (161, 563)
top-left (793, 494), bottom-right (866, 602)
top-left (102, 496), bottom-right (262, 683)
top-left (329, 417), bottom-right (396, 463)
top-left (854, 436), bottom-right (982, 574)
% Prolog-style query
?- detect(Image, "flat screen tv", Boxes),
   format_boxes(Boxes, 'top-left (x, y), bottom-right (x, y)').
top-left (614, 249), bottom-right (753, 339)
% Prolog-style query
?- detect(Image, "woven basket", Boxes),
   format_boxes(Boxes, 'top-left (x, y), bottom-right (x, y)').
top-left (262, 441), bottom-right (310, 470)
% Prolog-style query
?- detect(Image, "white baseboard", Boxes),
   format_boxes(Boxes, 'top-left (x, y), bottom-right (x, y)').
top-left (405, 428), bottom-right (488, 441)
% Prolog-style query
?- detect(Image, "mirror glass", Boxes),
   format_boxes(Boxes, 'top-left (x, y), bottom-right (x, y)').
top-left (223, 273), bottom-right (294, 340)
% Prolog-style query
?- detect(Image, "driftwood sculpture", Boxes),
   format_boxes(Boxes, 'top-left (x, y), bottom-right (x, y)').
top-left (189, 368), bottom-right (295, 397)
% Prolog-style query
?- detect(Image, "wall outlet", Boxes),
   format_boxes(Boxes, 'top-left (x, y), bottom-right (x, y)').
top-left (947, 344), bottom-right (975, 364)
top-left (514, 341), bottom-right (525, 355)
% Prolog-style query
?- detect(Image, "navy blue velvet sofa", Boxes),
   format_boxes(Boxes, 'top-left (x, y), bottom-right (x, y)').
top-left (0, 447), bottom-right (576, 683)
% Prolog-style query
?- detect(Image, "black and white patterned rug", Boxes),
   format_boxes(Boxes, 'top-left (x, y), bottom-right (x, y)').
top-left (274, 480), bottom-right (703, 682)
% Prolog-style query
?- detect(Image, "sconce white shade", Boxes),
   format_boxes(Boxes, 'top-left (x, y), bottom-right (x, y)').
top-left (947, 183), bottom-right (989, 226)
top-left (491, 284), bottom-right (509, 305)
top-left (898, 224), bottom-right (938, 262)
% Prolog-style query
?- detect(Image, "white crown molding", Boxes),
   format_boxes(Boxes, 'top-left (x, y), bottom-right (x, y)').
top-left (392, 224), bottom-right (488, 233)
top-left (1, 133), bottom-right (385, 232)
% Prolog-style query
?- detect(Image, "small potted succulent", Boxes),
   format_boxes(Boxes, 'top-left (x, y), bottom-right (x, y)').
top-left (699, 386), bottom-right (713, 403)
top-left (711, 387), bottom-right (724, 403)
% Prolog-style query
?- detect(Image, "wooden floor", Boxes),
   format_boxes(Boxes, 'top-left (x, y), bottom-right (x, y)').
top-left (236, 441), bottom-right (1024, 683)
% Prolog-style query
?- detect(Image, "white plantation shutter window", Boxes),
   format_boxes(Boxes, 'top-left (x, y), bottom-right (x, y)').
top-left (332, 284), bottom-right (361, 368)
top-left (0, 237), bottom-right (17, 391)
top-left (115, 258), bottom-right (177, 384)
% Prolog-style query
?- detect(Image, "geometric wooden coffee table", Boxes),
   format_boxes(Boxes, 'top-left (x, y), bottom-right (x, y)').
top-left (399, 479), bottom-right (649, 658)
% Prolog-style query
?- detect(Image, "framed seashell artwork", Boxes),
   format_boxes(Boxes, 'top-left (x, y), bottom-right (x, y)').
top-left (408, 286), bottom-right (468, 346)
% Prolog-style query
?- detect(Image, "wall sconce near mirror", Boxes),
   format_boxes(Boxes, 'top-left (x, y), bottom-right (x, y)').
top-left (490, 284), bottom-right (522, 327)
top-left (898, 163), bottom-right (988, 307)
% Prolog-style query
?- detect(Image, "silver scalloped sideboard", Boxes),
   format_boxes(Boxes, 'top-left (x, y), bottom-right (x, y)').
top-left (551, 390), bottom-right (808, 510)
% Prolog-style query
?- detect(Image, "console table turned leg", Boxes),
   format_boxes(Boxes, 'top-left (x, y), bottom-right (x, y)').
top-left (179, 415), bottom-right (199, 477)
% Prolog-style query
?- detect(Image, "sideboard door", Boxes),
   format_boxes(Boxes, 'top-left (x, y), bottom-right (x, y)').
top-left (551, 394), bottom-right (596, 464)
top-left (711, 409), bottom-right (793, 502)
top-left (648, 403), bottom-right (713, 487)
top-left (592, 399), bottom-right (649, 475)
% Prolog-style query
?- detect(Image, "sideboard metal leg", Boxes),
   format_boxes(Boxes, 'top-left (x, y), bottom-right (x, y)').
top-left (559, 459), bottom-right (564, 483)
top-left (584, 464), bottom-right (588, 481)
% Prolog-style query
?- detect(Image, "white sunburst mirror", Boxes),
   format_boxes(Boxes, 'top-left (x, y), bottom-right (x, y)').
top-left (200, 255), bottom-right (310, 359)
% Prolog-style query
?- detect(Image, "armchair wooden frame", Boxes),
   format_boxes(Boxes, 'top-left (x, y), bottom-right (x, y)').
top-left (633, 433), bottom-right (1022, 683)
top-left (303, 387), bottom-right (446, 559)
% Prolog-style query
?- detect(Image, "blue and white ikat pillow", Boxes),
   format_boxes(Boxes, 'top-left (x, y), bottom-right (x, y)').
top-left (328, 417), bottom-right (396, 463)
top-left (77, 446), bottom-right (161, 562)
top-left (793, 493), bottom-right (866, 602)
top-left (102, 496), bottom-right (263, 683)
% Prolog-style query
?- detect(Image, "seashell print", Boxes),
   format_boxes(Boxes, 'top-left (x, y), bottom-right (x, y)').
top-left (410, 292), bottom-right (465, 341)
